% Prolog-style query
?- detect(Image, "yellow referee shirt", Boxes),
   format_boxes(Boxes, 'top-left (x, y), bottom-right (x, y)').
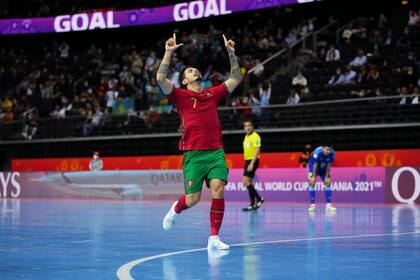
top-left (243, 131), bottom-right (261, 160)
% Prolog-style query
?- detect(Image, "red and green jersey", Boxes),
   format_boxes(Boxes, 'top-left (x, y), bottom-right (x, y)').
top-left (168, 83), bottom-right (229, 151)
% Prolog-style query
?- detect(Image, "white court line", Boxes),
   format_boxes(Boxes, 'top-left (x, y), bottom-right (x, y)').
top-left (116, 231), bottom-right (420, 280)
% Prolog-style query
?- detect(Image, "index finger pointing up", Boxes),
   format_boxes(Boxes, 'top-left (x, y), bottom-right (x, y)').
top-left (173, 33), bottom-right (176, 42)
top-left (222, 34), bottom-right (227, 44)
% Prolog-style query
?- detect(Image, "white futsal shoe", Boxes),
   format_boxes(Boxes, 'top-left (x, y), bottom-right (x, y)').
top-left (163, 201), bottom-right (178, 231)
top-left (207, 236), bottom-right (230, 250)
top-left (308, 204), bottom-right (316, 212)
top-left (325, 203), bottom-right (337, 212)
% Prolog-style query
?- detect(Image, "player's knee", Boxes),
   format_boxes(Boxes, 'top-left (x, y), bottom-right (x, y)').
top-left (212, 186), bottom-right (225, 199)
top-left (186, 193), bottom-right (201, 207)
top-left (210, 182), bottom-right (225, 199)
top-left (324, 178), bottom-right (331, 186)
top-left (242, 177), bottom-right (251, 187)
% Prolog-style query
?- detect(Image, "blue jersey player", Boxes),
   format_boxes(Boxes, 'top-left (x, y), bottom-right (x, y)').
top-left (307, 145), bottom-right (336, 212)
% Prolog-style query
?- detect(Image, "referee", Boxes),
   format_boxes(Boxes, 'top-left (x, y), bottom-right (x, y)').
top-left (242, 120), bottom-right (265, 211)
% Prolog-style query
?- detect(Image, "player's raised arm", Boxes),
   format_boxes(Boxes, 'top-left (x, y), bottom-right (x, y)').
top-left (156, 33), bottom-right (184, 95)
top-left (222, 34), bottom-right (242, 93)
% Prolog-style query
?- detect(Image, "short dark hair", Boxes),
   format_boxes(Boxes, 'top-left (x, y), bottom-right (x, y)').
top-left (243, 120), bottom-right (253, 126)
top-left (178, 66), bottom-right (194, 89)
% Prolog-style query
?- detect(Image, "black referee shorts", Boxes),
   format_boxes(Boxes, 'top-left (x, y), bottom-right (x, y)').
top-left (243, 159), bottom-right (259, 178)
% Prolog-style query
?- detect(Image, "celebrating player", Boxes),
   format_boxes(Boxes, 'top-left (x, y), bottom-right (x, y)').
top-left (242, 120), bottom-right (265, 211)
top-left (157, 33), bottom-right (242, 250)
top-left (307, 145), bottom-right (336, 212)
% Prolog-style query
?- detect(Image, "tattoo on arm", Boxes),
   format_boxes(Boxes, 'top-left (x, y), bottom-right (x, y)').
top-left (228, 51), bottom-right (242, 82)
top-left (157, 64), bottom-right (170, 76)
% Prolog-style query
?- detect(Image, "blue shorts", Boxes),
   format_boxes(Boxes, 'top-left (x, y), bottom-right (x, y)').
top-left (308, 166), bottom-right (327, 181)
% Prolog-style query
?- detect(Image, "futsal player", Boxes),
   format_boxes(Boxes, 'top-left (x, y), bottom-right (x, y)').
top-left (242, 120), bottom-right (265, 211)
top-left (157, 34), bottom-right (242, 250)
top-left (307, 145), bottom-right (336, 212)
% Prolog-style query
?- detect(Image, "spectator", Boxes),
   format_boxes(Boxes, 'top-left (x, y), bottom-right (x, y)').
top-left (259, 83), bottom-right (272, 106)
top-left (408, 11), bottom-right (419, 27)
top-left (328, 68), bottom-right (342, 86)
top-left (231, 96), bottom-right (251, 120)
top-left (1, 95), bottom-right (14, 121)
top-left (0, 107), bottom-right (5, 122)
top-left (258, 83), bottom-right (271, 126)
top-left (412, 86), bottom-right (419, 104)
top-left (119, 108), bottom-right (140, 134)
top-left (298, 144), bottom-right (312, 168)
top-left (106, 84), bottom-right (119, 111)
top-left (342, 24), bottom-right (353, 43)
top-left (50, 105), bottom-right (61, 119)
top-left (292, 71), bottom-right (309, 94)
top-left (342, 22), bottom-right (367, 43)
top-left (84, 105), bottom-right (103, 136)
top-left (58, 42), bottom-right (70, 59)
top-left (285, 30), bottom-right (298, 47)
top-left (400, 66), bottom-right (417, 88)
top-left (399, 86), bottom-right (410, 105)
top-left (21, 111), bottom-right (38, 140)
top-left (119, 66), bottom-right (130, 83)
top-left (287, 89), bottom-right (300, 105)
top-left (335, 66), bottom-right (357, 85)
top-left (356, 65), bottom-right (368, 86)
top-left (145, 78), bottom-right (162, 105)
top-left (369, 30), bottom-right (383, 54)
top-left (169, 67), bottom-right (181, 88)
top-left (366, 65), bottom-right (381, 88)
top-left (350, 49), bottom-right (367, 68)
top-left (142, 106), bottom-right (160, 130)
top-left (397, 27), bottom-right (412, 50)
top-left (145, 51), bottom-right (157, 73)
top-left (292, 71), bottom-right (307, 87)
top-left (250, 94), bottom-right (261, 117)
top-left (39, 2), bottom-right (51, 16)
top-left (130, 52), bottom-right (143, 78)
top-left (325, 45), bottom-right (340, 62)
top-left (384, 29), bottom-right (395, 47)
top-left (406, 51), bottom-right (418, 68)
top-left (239, 96), bottom-right (252, 119)
top-left (378, 14), bottom-right (388, 31)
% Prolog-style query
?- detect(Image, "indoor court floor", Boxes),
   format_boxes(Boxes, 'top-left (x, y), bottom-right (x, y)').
top-left (1, 199), bottom-right (419, 279)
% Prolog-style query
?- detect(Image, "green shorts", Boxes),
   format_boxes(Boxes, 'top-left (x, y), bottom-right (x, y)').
top-left (183, 148), bottom-right (228, 194)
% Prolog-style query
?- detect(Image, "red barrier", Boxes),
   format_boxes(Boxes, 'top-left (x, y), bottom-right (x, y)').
top-left (11, 149), bottom-right (420, 172)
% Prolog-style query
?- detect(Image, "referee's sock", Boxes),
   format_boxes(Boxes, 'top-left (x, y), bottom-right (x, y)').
top-left (250, 184), bottom-right (262, 202)
top-left (246, 185), bottom-right (256, 205)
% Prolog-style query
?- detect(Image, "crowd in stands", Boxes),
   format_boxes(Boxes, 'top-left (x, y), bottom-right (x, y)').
top-left (0, 6), bottom-right (317, 140)
top-left (281, 11), bottom-right (420, 105)
top-left (1, 7), bottom-right (419, 140)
